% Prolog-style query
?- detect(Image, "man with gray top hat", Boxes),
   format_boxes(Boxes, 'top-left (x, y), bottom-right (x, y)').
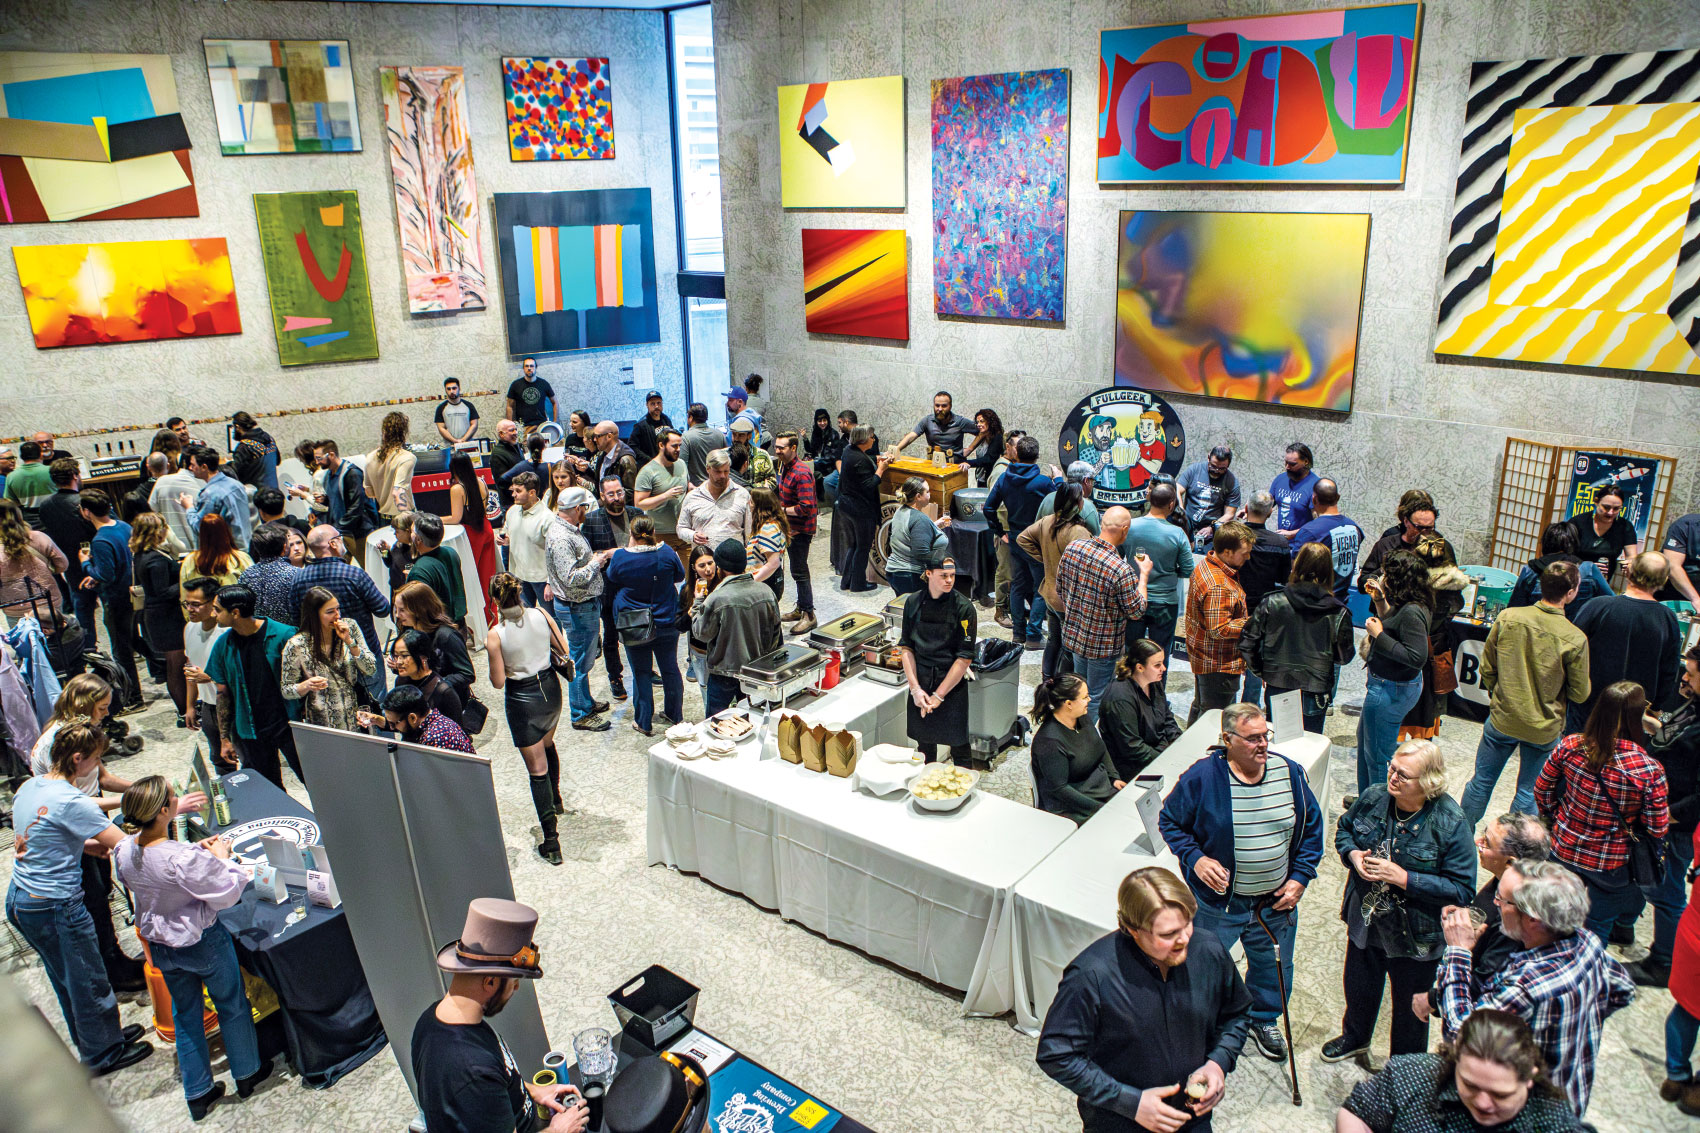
top-left (692, 538), bottom-right (782, 716)
top-left (413, 898), bottom-right (588, 1133)
top-left (545, 486), bottom-right (613, 731)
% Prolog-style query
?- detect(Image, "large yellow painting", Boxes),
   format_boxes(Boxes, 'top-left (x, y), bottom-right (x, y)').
top-left (778, 75), bottom-right (905, 208)
top-left (1435, 48), bottom-right (1700, 375)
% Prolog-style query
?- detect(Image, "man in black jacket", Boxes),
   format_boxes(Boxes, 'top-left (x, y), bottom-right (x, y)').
top-left (1237, 492), bottom-right (1290, 613)
top-left (230, 411), bottom-right (280, 491)
top-left (39, 457), bottom-right (93, 620)
top-left (581, 475), bottom-right (630, 702)
top-left (315, 440), bottom-right (375, 565)
top-left (488, 419), bottom-right (523, 511)
top-left (628, 392), bottom-right (673, 464)
top-left (1039, 866), bottom-right (1251, 1133)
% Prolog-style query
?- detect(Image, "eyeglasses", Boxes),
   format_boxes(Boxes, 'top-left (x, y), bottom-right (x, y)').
top-left (1387, 766), bottom-right (1415, 783)
top-left (1232, 730), bottom-right (1271, 746)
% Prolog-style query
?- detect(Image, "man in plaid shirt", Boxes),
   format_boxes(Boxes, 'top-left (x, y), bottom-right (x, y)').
top-left (1055, 506), bottom-right (1149, 722)
top-left (1186, 521), bottom-right (1255, 725)
top-left (1437, 858), bottom-right (1633, 1114)
top-left (775, 431), bottom-right (819, 635)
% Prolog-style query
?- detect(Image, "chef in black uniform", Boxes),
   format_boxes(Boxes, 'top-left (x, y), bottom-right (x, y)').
top-left (899, 554), bottom-right (978, 763)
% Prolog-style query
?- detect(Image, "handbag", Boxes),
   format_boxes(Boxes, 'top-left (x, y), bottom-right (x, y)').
top-left (616, 607), bottom-right (656, 647)
top-left (461, 691), bottom-right (490, 733)
top-left (1430, 648), bottom-right (1459, 696)
top-left (543, 608), bottom-right (574, 680)
top-left (1591, 759), bottom-right (1667, 887)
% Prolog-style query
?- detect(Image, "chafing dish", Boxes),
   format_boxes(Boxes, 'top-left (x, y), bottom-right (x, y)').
top-left (807, 611), bottom-right (886, 679)
top-left (880, 596), bottom-right (907, 637)
top-left (738, 643), bottom-right (826, 707)
top-left (860, 642), bottom-right (908, 686)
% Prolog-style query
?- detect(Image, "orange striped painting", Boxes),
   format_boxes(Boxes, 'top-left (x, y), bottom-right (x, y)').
top-left (801, 228), bottom-right (908, 340)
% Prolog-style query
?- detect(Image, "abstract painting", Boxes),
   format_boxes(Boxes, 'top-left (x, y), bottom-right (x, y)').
top-left (1114, 210), bottom-right (1369, 412)
top-left (932, 69), bottom-right (1069, 321)
top-left (380, 65), bottom-right (485, 313)
top-left (494, 189), bottom-right (659, 354)
top-left (1097, 3), bottom-right (1422, 184)
top-left (253, 190), bottom-right (378, 366)
top-left (502, 57), bottom-right (613, 161)
top-left (204, 39), bottom-right (361, 155)
top-left (1435, 48), bottom-right (1700, 376)
top-left (0, 51), bottom-right (198, 224)
top-left (777, 75), bottom-right (905, 208)
top-left (801, 228), bottom-right (908, 340)
top-left (13, 239), bottom-right (239, 348)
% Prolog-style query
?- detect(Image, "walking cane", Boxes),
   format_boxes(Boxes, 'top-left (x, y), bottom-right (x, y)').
top-left (1254, 899), bottom-right (1302, 1106)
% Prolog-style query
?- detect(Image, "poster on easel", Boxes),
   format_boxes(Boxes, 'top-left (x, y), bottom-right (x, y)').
top-left (1563, 452), bottom-right (1659, 543)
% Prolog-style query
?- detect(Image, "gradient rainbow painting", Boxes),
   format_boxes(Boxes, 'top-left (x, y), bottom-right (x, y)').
top-left (13, 237), bottom-right (240, 348)
top-left (801, 228), bottom-right (908, 340)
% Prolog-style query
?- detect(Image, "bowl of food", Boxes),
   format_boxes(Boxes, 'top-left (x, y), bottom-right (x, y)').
top-left (907, 764), bottom-right (979, 812)
top-left (705, 710), bottom-right (754, 743)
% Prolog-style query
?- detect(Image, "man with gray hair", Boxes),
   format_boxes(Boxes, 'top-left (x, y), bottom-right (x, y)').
top-left (1237, 490), bottom-right (1291, 615)
top-left (1437, 857), bottom-right (1634, 1114)
top-left (1414, 812), bottom-right (1550, 1023)
top-left (545, 486), bottom-right (613, 731)
top-left (1036, 459), bottom-right (1103, 534)
top-left (677, 448), bottom-right (751, 549)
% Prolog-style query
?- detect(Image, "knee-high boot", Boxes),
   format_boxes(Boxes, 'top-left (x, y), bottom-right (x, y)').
top-left (545, 743), bottom-right (563, 812)
top-left (529, 774), bottom-right (561, 865)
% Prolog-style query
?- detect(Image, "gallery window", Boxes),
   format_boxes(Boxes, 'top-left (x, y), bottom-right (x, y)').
top-left (668, 2), bottom-right (727, 402)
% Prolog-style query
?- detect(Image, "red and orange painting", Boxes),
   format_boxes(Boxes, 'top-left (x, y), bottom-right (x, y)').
top-left (13, 237), bottom-right (240, 349)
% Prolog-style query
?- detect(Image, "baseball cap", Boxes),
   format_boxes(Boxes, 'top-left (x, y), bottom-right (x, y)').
top-left (556, 486), bottom-right (593, 511)
top-left (724, 386), bottom-right (747, 402)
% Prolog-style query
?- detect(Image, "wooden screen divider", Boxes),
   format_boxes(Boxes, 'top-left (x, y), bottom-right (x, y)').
top-left (1488, 438), bottom-right (1680, 574)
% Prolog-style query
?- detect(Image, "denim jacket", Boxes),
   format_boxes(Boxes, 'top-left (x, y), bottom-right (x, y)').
top-left (1336, 785), bottom-right (1476, 957)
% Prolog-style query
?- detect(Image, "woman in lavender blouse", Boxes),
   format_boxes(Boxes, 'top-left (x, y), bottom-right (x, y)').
top-left (112, 776), bottom-right (272, 1121)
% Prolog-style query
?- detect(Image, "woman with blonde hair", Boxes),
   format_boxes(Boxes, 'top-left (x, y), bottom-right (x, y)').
top-left (746, 485), bottom-right (789, 601)
top-left (1326, 739), bottom-right (1476, 1066)
top-left (6, 725), bottom-right (157, 1074)
top-left (282, 585), bottom-right (375, 732)
top-left (131, 513), bottom-right (189, 721)
top-left (112, 776), bottom-right (269, 1118)
top-left (486, 573), bottom-right (568, 864)
top-left (364, 410), bottom-right (417, 523)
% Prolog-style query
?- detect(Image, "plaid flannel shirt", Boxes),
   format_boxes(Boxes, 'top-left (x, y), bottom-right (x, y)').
top-left (1437, 929), bottom-right (1634, 1113)
top-left (1185, 553), bottom-right (1249, 674)
top-left (776, 458), bottom-right (818, 536)
top-left (1534, 735), bottom-right (1669, 873)
top-left (1055, 536), bottom-right (1147, 659)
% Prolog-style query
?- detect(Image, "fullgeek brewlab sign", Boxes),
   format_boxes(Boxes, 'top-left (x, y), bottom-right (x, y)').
top-left (1057, 387), bottom-right (1186, 507)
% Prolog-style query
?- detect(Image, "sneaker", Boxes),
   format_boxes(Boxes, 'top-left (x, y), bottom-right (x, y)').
top-left (610, 684), bottom-right (629, 702)
top-left (995, 611), bottom-right (1013, 630)
top-left (236, 1058), bottom-right (273, 1099)
top-left (94, 1040), bottom-right (154, 1076)
top-left (1610, 923), bottom-right (1638, 947)
top-left (590, 699), bottom-right (611, 716)
top-left (781, 608), bottom-right (803, 623)
top-left (187, 1081), bottom-right (226, 1122)
top-left (1625, 958), bottom-right (1671, 988)
top-left (789, 613), bottom-right (817, 635)
top-left (1023, 636), bottom-right (1044, 652)
top-left (572, 716), bottom-right (611, 732)
top-left (175, 714), bottom-right (187, 729)
top-left (115, 700), bottom-right (146, 717)
top-left (686, 671), bottom-right (698, 684)
top-left (1251, 1023), bottom-right (1287, 1061)
top-left (1320, 1035), bottom-right (1369, 1064)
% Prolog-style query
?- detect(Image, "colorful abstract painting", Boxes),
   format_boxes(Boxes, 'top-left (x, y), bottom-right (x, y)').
top-left (502, 57), bottom-right (613, 161)
top-left (0, 51), bottom-right (197, 224)
top-left (253, 190), bottom-right (378, 366)
top-left (1435, 48), bottom-right (1700, 376)
top-left (494, 189), bottom-right (658, 354)
top-left (777, 75), bottom-right (905, 208)
top-left (380, 65), bottom-right (485, 314)
top-left (932, 69), bottom-right (1069, 321)
top-left (1114, 211), bottom-right (1369, 412)
top-left (1097, 3), bottom-right (1422, 184)
top-left (13, 239), bottom-right (238, 348)
top-left (204, 39), bottom-right (361, 155)
top-left (801, 229), bottom-right (908, 340)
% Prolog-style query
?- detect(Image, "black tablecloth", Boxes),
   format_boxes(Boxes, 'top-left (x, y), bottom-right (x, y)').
top-left (946, 515), bottom-right (998, 602)
top-left (1445, 616), bottom-right (1492, 723)
top-left (212, 771), bottom-right (388, 1088)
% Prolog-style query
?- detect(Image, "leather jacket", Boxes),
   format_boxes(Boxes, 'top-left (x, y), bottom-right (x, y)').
top-left (1240, 583), bottom-right (1354, 694)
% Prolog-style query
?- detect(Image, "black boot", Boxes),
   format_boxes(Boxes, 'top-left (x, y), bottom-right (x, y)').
top-left (545, 744), bottom-right (564, 813)
top-left (529, 775), bottom-right (562, 865)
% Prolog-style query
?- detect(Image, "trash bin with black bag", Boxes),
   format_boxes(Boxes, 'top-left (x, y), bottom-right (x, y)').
top-left (967, 637), bottom-right (1028, 762)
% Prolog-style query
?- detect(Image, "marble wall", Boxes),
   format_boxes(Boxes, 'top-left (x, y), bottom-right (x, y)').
top-left (0, 0), bottom-right (684, 462)
top-left (713, 0), bottom-right (1700, 561)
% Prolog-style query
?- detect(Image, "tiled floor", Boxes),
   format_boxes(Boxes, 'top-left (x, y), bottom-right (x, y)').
top-left (2, 532), bottom-right (1685, 1131)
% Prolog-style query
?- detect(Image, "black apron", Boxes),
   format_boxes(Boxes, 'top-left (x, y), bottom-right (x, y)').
top-left (905, 595), bottom-right (970, 747)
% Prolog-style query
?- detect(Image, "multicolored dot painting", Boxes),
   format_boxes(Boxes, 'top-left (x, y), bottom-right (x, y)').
top-left (502, 57), bottom-right (613, 162)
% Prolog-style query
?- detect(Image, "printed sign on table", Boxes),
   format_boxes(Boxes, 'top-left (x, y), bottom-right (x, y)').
top-left (1563, 452), bottom-right (1659, 543)
top-left (708, 1057), bottom-right (840, 1133)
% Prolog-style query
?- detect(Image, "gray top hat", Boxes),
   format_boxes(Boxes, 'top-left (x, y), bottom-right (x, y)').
top-left (435, 898), bottom-right (543, 979)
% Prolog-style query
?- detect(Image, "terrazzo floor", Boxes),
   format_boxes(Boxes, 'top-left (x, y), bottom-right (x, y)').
top-left (2, 529), bottom-right (1688, 1132)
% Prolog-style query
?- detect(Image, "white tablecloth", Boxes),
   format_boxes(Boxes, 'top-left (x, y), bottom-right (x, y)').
top-left (1008, 711), bottom-right (1332, 1033)
top-left (362, 523), bottom-right (487, 644)
top-left (647, 739), bottom-right (1076, 1015)
top-left (779, 673), bottom-right (910, 749)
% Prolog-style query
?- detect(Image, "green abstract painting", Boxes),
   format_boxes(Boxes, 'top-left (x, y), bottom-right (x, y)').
top-left (252, 189), bottom-right (378, 366)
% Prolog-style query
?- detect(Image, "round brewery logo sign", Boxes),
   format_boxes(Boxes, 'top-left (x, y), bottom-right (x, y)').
top-left (221, 816), bottom-right (321, 862)
top-left (1057, 387), bottom-right (1186, 507)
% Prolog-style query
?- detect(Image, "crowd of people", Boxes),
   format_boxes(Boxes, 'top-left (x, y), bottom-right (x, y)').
top-left (4, 374), bottom-right (1700, 1130)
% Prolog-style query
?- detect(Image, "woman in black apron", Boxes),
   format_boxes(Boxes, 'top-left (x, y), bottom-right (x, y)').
top-left (899, 555), bottom-right (977, 763)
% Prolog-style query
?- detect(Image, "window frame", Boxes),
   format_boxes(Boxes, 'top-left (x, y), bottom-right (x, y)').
top-left (664, 1), bottom-right (724, 408)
